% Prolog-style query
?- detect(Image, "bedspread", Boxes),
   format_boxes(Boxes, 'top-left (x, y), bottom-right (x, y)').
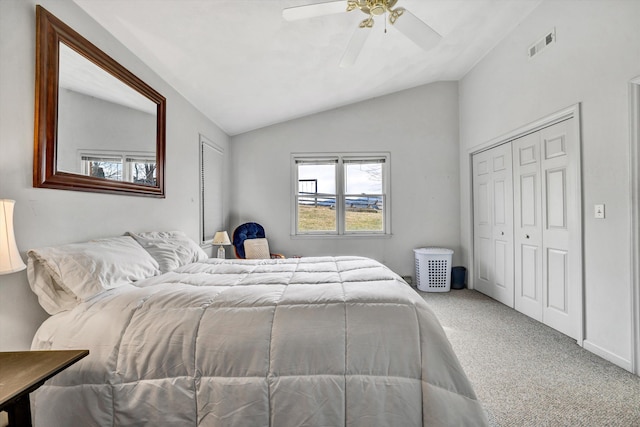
top-left (31, 256), bottom-right (487, 426)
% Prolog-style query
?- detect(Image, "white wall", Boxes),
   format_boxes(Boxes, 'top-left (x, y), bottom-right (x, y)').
top-left (0, 0), bottom-right (230, 351)
top-left (459, 0), bottom-right (640, 371)
top-left (230, 82), bottom-right (461, 278)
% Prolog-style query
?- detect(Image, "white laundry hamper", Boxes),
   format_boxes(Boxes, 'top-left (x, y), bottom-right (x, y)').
top-left (414, 248), bottom-right (454, 292)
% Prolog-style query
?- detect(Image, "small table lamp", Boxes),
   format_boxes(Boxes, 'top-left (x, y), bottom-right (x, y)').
top-left (0, 199), bottom-right (27, 275)
top-left (212, 231), bottom-right (231, 259)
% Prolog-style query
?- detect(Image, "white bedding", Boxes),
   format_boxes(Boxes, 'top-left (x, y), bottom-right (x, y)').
top-left (31, 256), bottom-right (488, 426)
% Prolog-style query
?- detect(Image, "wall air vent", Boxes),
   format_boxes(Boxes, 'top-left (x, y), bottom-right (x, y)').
top-left (528, 28), bottom-right (556, 58)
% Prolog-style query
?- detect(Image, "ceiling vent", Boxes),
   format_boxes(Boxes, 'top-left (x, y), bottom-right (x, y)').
top-left (528, 28), bottom-right (556, 58)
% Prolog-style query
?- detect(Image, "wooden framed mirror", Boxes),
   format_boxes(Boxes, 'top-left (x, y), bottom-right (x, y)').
top-left (34, 6), bottom-right (166, 197)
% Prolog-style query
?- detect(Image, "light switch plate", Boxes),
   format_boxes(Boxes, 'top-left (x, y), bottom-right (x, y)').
top-left (594, 204), bottom-right (605, 219)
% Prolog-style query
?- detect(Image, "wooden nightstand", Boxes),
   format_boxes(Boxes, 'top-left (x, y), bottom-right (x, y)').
top-left (0, 350), bottom-right (89, 427)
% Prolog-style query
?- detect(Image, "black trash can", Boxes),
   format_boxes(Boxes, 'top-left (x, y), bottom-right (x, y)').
top-left (451, 266), bottom-right (466, 290)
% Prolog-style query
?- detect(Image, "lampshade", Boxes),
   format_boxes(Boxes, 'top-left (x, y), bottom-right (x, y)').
top-left (0, 199), bottom-right (27, 275)
top-left (212, 231), bottom-right (231, 246)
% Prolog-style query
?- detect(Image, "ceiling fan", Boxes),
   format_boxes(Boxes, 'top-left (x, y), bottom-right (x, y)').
top-left (283, 0), bottom-right (442, 67)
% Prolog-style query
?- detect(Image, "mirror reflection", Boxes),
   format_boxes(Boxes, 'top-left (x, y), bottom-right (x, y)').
top-left (57, 43), bottom-right (158, 186)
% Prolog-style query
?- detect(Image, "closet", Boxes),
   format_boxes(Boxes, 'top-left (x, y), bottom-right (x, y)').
top-left (472, 118), bottom-right (581, 340)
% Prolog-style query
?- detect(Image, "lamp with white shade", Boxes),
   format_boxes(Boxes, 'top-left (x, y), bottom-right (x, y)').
top-left (0, 199), bottom-right (26, 275)
top-left (212, 231), bottom-right (231, 259)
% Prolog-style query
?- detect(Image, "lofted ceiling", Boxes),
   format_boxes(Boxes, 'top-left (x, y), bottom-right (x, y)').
top-left (73, 0), bottom-right (542, 136)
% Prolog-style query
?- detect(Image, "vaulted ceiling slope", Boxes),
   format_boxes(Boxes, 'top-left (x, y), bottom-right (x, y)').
top-left (73, 0), bottom-right (542, 136)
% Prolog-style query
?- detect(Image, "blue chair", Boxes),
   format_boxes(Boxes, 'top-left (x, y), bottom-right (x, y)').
top-left (232, 222), bottom-right (265, 259)
top-left (232, 222), bottom-right (284, 259)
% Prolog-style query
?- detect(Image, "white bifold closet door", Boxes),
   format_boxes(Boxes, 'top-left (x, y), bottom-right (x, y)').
top-left (472, 143), bottom-right (514, 307)
top-left (513, 118), bottom-right (579, 339)
top-left (513, 130), bottom-right (543, 320)
top-left (474, 118), bottom-right (580, 340)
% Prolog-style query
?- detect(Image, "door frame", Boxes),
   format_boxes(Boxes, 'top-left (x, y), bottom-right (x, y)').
top-left (629, 76), bottom-right (640, 375)
top-left (199, 134), bottom-right (225, 247)
top-left (466, 103), bottom-right (584, 345)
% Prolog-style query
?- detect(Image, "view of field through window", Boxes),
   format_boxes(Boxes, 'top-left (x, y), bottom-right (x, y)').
top-left (297, 160), bottom-right (384, 233)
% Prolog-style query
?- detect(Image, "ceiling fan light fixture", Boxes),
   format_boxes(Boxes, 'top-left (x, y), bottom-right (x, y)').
top-left (347, 0), bottom-right (399, 16)
top-left (359, 17), bottom-right (374, 28)
top-left (369, 4), bottom-right (386, 16)
top-left (389, 7), bottom-right (404, 25)
top-left (283, 0), bottom-right (441, 67)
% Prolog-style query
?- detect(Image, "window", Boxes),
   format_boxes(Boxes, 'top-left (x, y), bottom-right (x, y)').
top-left (126, 156), bottom-right (157, 185)
top-left (292, 153), bottom-right (390, 236)
top-left (80, 151), bottom-right (156, 185)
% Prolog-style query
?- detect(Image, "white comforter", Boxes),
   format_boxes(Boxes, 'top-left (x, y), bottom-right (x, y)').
top-left (32, 256), bottom-right (487, 426)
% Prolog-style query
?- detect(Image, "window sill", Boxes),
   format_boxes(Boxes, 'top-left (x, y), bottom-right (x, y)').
top-left (290, 233), bottom-right (392, 240)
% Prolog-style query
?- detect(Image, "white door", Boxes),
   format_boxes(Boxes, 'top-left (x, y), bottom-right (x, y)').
top-left (473, 144), bottom-right (514, 307)
top-left (540, 119), bottom-right (579, 339)
top-left (512, 118), bottom-right (579, 339)
top-left (473, 151), bottom-right (493, 297)
top-left (513, 132), bottom-right (543, 320)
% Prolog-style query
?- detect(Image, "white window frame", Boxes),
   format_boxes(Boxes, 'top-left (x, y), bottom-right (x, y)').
top-left (78, 150), bottom-right (156, 184)
top-left (291, 152), bottom-right (391, 237)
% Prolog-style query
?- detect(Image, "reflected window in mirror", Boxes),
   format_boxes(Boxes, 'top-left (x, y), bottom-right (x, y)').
top-left (79, 151), bottom-right (156, 185)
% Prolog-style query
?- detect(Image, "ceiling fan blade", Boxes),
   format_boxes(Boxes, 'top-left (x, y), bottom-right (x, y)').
top-left (339, 24), bottom-right (372, 68)
top-left (391, 8), bottom-right (442, 52)
top-left (282, 1), bottom-right (346, 21)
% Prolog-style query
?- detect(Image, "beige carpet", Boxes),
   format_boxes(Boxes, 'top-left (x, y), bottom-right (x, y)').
top-left (420, 289), bottom-right (640, 427)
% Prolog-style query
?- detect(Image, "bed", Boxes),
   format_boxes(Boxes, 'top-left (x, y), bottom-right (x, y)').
top-left (27, 232), bottom-right (488, 426)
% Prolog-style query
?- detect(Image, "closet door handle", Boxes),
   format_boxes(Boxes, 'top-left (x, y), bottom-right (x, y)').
top-left (525, 234), bottom-right (530, 239)
top-left (501, 231), bottom-right (504, 235)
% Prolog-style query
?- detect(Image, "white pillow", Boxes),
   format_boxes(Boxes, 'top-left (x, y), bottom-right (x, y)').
top-left (27, 236), bottom-right (160, 314)
top-left (126, 231), bottom-right (208, 273)
top-left (244, 238), bottom-right (271, 259)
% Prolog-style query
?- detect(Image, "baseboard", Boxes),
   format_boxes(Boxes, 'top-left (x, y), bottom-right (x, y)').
top-left (583, 340), bottom-right (633, 372)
